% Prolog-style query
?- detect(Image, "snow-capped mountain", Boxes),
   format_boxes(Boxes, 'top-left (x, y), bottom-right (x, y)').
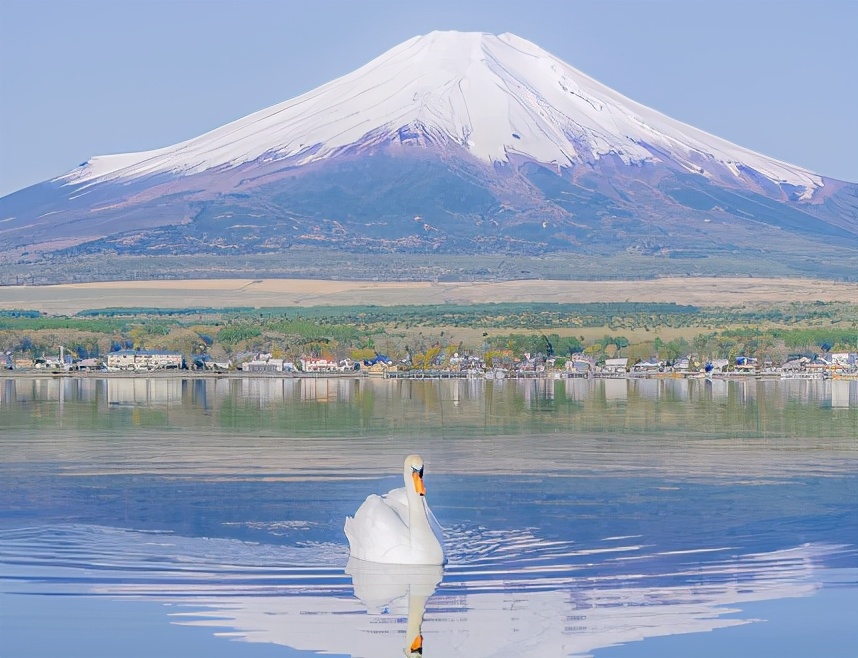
top-left (62, 32), bottom-right (819, 193)
top-left (1, 31), bottom-right (856, 271)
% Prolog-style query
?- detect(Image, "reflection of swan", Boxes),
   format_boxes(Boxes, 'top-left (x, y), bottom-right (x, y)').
top-left (346, 557), bottom-right (443, 657)
top-left (345, 454), bottom-right (446, 565)
top-left (9, 526), bottom-right (840, 657)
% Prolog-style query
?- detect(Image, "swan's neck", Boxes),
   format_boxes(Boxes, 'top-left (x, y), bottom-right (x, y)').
top-left (404, 589), bottom-right (429, 655)
top-left (406, 488), bottom-right (434, 543)
top-left (402, 466), bottom-right (444, 563)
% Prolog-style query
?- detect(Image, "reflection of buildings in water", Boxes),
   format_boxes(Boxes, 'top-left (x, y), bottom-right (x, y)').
top-left (1, 377), bottom-right (106, 406)
top-left (733, 379), bottom-right (749, 404)
top-left (337, 377), bottom-right (360, 403)
top-left (188, 378), bottom-right (209, 409)
top-left (830, 380), bottom-right (857, 408)
top-left (210, 377), bottom-right (233, 400)
top-left (633, 378), bottom-right (661, 401)
top-left (297, 377), bottom-right (359, 403)
top-left (240, 377), bottom-right (296, 405)
top-left (0, 378), bottom-right (16, 404)
top-left (219, 377), bottom-right (248, 406)
top-left (466, 377), bottom-right (483, 400)
top-left (107, 378), bottom-right (184, 405)
top-left (7, 375), bottom-right (855, 434)
top-left (739, 379), bottom-right (759, 405)
top-left (240, 377), bottom-right (270, 403)
top-left (65, 378), bottom-right (105, 403)
top-left (156, 543), bottom-right (831, 658)
top-left (339, 377), bottom-right (359, 402)
top-left (364, 376), bottom-right (410, 401)
top-left (15, 377), bottom-right (62, 402)
top-left (781, 379), bottom-right (806, 404)
top-left (542, 379), bottom-right (555, 401)
top-left (522, 380), bottom-right (554, 408)
top-left (663, 378), bottom-right (690, 402)
top-left (439, 379), bottom-right (463, 407)
top-left (782, 379), bottom-right (828, 406)
top-left (300, 377), bottom-right (332, 403)
top-left (603, 378), bottom-right (628, 402)
top-left (563, 379), bottom-right (591, 403)
top-left (523, 380), bottom-right (535, 407)
top-left (704, 377), bottom-right (729, 403)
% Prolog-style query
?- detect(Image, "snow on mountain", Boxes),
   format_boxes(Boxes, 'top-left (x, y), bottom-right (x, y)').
top-left (59, 31), bottom-right (822, 195)
top-left (4, 30), bottom-right (854, 279)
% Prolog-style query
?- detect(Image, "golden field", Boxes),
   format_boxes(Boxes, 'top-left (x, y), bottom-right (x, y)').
top-left (1, 277), bottom-right (856, 315)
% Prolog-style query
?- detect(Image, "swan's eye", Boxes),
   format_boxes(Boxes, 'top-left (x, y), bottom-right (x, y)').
top-left (412, 465), bottom-right (424, 478)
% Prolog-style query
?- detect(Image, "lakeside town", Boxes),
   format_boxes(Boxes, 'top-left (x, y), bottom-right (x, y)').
top-left (7, 346), bottom-right (858, 380)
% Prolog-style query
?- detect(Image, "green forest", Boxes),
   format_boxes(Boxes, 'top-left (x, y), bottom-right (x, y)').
top-left (2, 300), bottom-right (856, 367)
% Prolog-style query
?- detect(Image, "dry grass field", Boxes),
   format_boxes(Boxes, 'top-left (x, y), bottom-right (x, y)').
top-left (0, 277), bottom-right (856, 315)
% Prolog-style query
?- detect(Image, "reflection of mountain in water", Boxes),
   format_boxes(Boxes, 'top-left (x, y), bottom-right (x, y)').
top-left (0, 524), bottom-right (850, 657)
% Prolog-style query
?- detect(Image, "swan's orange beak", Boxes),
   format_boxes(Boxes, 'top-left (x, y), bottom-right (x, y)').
top-left (409, 633), bottom-right (423, 654)
top-left (412, 470), bottom-right (426, 496)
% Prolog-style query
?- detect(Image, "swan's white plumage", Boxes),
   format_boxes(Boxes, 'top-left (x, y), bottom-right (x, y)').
top-left (345, 455), bottom-right (446, 565)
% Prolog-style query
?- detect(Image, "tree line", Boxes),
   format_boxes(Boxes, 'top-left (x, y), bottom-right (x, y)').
top-left (1, 301), bottom-right (855, 366)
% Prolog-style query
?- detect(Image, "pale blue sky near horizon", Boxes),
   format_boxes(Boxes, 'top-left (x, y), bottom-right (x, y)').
top-left (0, 0), bottom-right (856, 198)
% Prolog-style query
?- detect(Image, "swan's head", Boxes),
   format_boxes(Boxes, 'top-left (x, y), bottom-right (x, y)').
top-left (404, 454), bottom-right (426, 497)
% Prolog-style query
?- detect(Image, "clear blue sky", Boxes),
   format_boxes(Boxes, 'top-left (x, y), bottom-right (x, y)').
top-left (1, 0), bottom-right (856, 198)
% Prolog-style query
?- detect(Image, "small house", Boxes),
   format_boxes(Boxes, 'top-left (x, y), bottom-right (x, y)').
top-left (603, 358), bottom-right (628, 373)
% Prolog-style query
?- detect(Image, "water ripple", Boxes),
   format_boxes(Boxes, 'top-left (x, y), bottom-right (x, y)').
top-left (1, 523), bottom-right (852, 599)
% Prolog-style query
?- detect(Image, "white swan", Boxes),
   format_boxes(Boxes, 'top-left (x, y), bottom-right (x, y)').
top-left (345, 454), bottom-right (446, 565)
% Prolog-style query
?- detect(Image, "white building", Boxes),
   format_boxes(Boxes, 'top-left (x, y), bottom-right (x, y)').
top-left (106, 350), bottom-right (183, 371)
top-left (301, 358), bottom-right (340, 373)
top-left (603, 358), bottom-right (628, 373)
top-left (243, 358), bottom-right (285, 373)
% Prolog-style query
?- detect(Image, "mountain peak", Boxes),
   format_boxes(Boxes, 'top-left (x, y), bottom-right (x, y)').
top-left (60, 30), bottom-right (819, 194)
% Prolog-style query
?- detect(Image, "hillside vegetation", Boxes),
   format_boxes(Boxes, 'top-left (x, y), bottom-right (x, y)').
top-left (2, 300), bottom-right (856, 366)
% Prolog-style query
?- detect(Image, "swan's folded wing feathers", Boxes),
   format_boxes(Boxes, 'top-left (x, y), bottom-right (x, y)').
top-left (381, 487), bottom-right (409, 525)
top-left (346, 493), bottom-right (411, 562)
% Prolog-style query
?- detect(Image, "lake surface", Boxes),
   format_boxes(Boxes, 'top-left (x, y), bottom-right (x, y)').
top-left (1, 376), bottom-right (856, 657)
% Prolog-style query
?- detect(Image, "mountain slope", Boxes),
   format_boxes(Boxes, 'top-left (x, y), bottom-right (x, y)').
top-left (1, 31), bottom-right (855, 274)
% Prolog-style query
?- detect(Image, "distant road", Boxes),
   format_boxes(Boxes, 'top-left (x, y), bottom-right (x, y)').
top-left (1, 277), bottom-right (857, 314)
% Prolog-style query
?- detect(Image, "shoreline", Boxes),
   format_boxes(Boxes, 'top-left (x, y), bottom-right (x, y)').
top-left (3, 369), bottom-right (854, 382)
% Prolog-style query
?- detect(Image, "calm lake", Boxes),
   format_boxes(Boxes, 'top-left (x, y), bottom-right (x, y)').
top-left (1, 375), bottom-right (857, 657)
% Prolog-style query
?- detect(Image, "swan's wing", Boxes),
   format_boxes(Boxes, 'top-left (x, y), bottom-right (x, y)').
top-left (381, 487), bottom-right (409, 525)
top-left (345, 493), bottom-right (410, 562)
top-left (349, 494), bottom-right (407, 534)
